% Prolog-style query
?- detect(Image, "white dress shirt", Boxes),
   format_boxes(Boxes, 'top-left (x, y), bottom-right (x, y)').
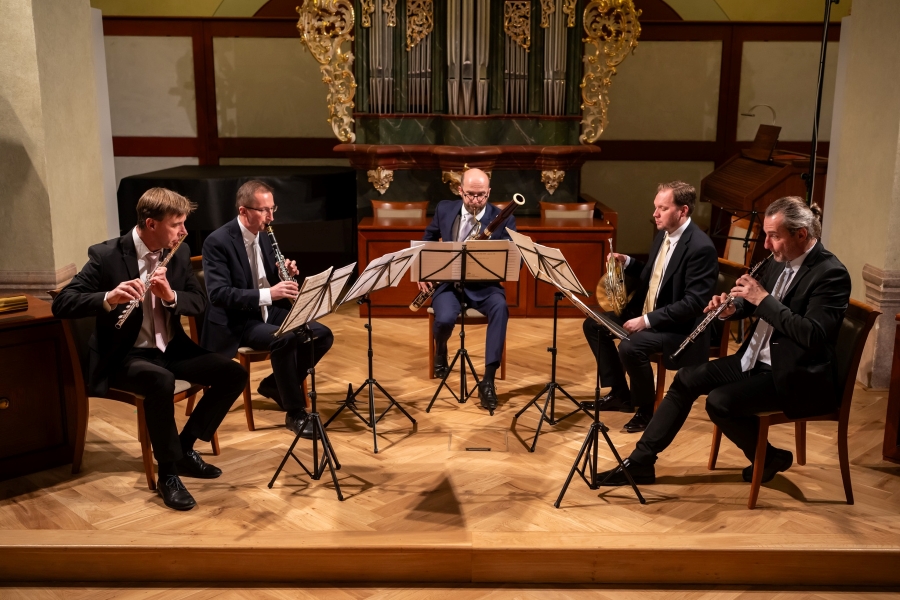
top-left (237, 217), bottom-right (272, 322)
top-left (458, 204), bottom-right (487, 241)
top-left (742, 241), bottom-right (816, 369)
top-left (103, 227), bottom-right (177, 349)
top-left (624, 217), bottom-right (691, 327)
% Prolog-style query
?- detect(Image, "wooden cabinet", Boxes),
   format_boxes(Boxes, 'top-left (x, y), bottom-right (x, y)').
top-left (357, 215), bottom-right (616, 318)
top-left (0, 296), bottom-right (86, 481)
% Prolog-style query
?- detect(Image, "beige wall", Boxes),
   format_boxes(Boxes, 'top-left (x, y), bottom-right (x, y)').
top-left (604, 41), bottom-right (722, 141)
top-left (105, 35), bottom-right (197, 137)
top-left (0, 0), bottom-right (107, 287)
top-left (580, 161), bottom-right (715, 255)
top-left (737, 41), bottom-right (839, 141)
top-left (214, 37), bottom-right (335, 138)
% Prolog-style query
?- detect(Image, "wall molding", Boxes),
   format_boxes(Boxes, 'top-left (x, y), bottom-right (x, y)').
top-left (863, 263), bottom-right (900, 308)
top-left (0, 263), bottom-right (77, 299)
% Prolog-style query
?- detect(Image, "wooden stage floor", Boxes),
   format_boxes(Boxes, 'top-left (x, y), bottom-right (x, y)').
top-left (1, 306), bottom-right (899, 586)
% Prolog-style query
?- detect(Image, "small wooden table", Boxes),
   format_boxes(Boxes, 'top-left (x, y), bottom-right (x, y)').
top-left (357, 215), bottom-right (616, 318)
top-left (0, 295), bottom-right (86, 481)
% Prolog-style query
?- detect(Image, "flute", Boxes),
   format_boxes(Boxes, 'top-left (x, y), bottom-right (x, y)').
top-left (669, 253), bottom-right (773, 360)
top-left (114, 235), bottom-right (186, 329)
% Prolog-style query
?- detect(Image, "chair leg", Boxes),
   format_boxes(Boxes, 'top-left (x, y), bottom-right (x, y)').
top-left (748, 417), bottom-right (770, 509)
top-left (239, 355), bottom-right (255, 431)
top-left (795, 421), bottom-right (807, 466)
top-left (837, 418), bottom-right (854, 505)
top-left (136, 401), bottom-right (156, 491)
top-left (428, 312), bottom-right (435, 379)
top-left (708, 425), bottom-right (723, 470)
top-left (653, 361), bottom-right (666, 412)
top-left (211, 431), bottom-right (221, 456)
top-left (184, 393), bottom-right (196, 417)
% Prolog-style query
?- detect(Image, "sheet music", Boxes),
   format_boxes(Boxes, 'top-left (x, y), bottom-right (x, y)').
top-left (410, 240), bottom-right (520, 282)
top-left (544, 268), bottom-right (629, 340)
top-left (343, 246), bottom-right (421, 303)
top-left (275, 267), bottom-right (332, 337)
top-left (506, 228), bottom-right (585, 294)
top-left (319, 262), bottom-right (356, 317)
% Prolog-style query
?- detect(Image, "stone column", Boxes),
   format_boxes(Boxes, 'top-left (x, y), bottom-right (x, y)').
top-left (0, 0), bottom-right (108, 298)
top-left (824, 0), bottom-right (900, 389)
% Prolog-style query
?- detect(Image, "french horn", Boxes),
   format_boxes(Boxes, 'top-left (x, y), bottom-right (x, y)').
top-left (596, 238), bottom-right (628, 316)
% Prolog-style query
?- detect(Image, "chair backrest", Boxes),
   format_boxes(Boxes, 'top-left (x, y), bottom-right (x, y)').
top-left (371, 200), bottom-right (428, 219)
top-left (835, 300), bottom-right (881, 414)
top-left (723, 217), bottom-right (761, 267)
top-left (539, 201), bottom-right (593, 220)
top-left (49, 287), bottom-right (95, 385)
top-left (189, 255), bottom-right (206, 343)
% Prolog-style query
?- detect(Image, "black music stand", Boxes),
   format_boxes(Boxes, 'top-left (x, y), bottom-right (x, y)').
top-left (267, 263), bottom-right (355, 500)
top-left (506, 229), bottom-right (589, 451)
top-left (549, 274), bottom-right (644, 507)
top-left (421, 240), bottom-right (518, 415)
top-left (325, 247), bottom-right (420, 453)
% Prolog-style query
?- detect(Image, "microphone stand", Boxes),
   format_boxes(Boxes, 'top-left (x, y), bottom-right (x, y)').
top-left (804, 0), bottom-right (840, 206)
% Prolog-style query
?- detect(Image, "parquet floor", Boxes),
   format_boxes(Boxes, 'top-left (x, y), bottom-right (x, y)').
top-left (1, 305), bottom-right (899, 588)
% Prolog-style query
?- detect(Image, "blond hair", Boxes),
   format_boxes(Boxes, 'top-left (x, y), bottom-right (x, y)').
top-left (135, 187), bottom-right (197, 229)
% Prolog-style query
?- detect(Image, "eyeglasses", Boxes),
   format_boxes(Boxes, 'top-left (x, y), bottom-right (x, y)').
top-left (462, 191), bottom-right (488, 200)
top-left (246, 205), bottom-right (278, 215)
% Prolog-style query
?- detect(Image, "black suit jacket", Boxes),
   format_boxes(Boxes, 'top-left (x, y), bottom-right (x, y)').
top-left (622, 221), bottom-right (719, 367)
top-left (201, 218), bottom-right (290, 358)
top-left (731, 241), bottom-right (851, 418)
top-left (51, 232), bottom-right (205, 396)
top-left (423, 199), bottom-right (516, 302)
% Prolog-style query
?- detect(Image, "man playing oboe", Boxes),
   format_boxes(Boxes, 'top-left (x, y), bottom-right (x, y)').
top-left (201, 180), bottom-right (334, 439)
top-left (52, 188), bottom-right (247, 511)
top-left (418, 168), bottom-right (516, 412)
top-left (597, 197), bottom-right (851, 486)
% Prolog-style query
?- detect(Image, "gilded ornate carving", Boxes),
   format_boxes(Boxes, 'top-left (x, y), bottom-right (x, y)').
top-left (367, 167), bottom-right (394, 194)
top-left (442, 170), bottom-right (463, 196)
top-left (541, 170), bottom-right (565, 195)
top-left (383, 0), bottom-right (397, 27)
top-left (504, 1), bottom-right (531, 51)
top-left (296, 0), bottom-right (358, 143)
top-left (540, 0), bottom-right (555, 28)
top-left (407, 0), bottom-right (434, 51)
top-left (579, 0), bottom-right (641, 144)
top-left (360, 0), bottom-right (375, 27)
top-left (563, 0), bottom-right (578, 27)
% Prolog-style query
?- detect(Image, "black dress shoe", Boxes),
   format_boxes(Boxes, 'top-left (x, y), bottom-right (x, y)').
top-left (594, 459), bottom-right (655, 486)
top-left (479, 380), bottom-right (498, 411)
top-left (623, 411), bottom-right (651, 433)
top-left (742, 449), bottom-right (793, 483)
top-left (176, 449), bottom-right (222, 479)
top-left (582, 393), bottom-right (634, 413)
top-left (157, 475), bottom-right (196, 511)
top-left (257, 374), bottom-right (284, 409)
top-left (433, 354), bottom-right (450, 379)
top-left (285, 412), bottom-right (315, 440)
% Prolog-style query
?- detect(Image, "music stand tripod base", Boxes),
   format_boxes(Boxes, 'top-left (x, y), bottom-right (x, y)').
top-left (426, 297), bottom-right (483, 413)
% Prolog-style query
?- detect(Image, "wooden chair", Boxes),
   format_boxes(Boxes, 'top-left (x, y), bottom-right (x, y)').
top-left (539, 201), bottom-right (594, 220)
top-left (652, 258), bottom-right (748, 410)
top-left (371, 200), bottom-right (428, 219)
top-left (60, 312), bottom-right (218, 492)
top-left (426, 307), bottom-right (507, 380)
top-left (708, 299), bottom-right (881, 509)
top-left (188, 256), bottom-right (308, 432)
top-left (724, 216), bottom-right (761, 267)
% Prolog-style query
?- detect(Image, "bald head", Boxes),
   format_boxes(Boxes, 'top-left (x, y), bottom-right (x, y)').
top-left (460, 168), bottom-right (490, 215)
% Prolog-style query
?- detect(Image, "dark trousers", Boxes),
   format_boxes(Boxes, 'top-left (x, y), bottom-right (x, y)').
top-left (240, 307), bottom-right (334, 414)
top-left (582, 317), bottom-right (664, 411)
top-left (432, 286), bottom-right (508, 366)
top-left (630, 353), bottom-right (783, 466)
top-left (109, 335), bottom-right (247, 464)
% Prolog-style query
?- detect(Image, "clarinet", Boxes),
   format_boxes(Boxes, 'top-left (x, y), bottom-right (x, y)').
top-left (265, 224), bottom-right (296, 305)
top-left (669, 253), bottom-right (773, 360)
top-left (115, 235), bottom-right (186, 329)
top-left (409, 193), bottom-right (526, 311)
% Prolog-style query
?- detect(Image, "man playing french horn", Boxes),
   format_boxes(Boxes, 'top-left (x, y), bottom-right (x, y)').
top-left (583, 181), bottom-right (718, 433)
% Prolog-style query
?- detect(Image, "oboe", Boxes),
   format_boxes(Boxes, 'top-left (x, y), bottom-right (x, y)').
top-left (669, 253), bottom-right (773, 360)
top-left (265, 224), bottom-right (296, 305)
top-left (114, 235), bottom-right (186, 329)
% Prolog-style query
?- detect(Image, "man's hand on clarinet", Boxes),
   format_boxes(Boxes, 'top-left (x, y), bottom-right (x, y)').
top-left (417, 281), bottom-right (433, 294)
top-left (284, 258), bottom-right (299, 277)
top-left (107, 278), bottom-right (145, 307)
top-left (148, 267), bottom-right (176, 303)
top-left (705, 292), bottom-right (736, 319)
top-left (271, 280), bottom-right (299, 301)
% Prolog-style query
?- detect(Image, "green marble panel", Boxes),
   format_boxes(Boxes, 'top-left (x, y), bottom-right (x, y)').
top-left (356, 116), bottom-right (440, 145)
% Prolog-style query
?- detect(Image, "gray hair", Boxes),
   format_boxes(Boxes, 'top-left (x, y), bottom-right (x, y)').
top-left (765, 196), bottom-right (822, 239)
